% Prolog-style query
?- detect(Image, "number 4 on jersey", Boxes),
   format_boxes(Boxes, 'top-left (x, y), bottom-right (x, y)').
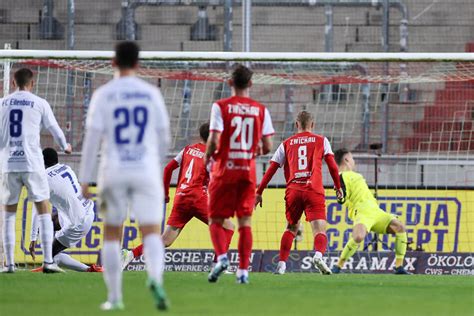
top-left (184, 158), bottom-right (194, 183)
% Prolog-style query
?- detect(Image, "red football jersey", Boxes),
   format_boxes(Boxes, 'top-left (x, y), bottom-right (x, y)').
top-left (271, 131), bottom-right (333, 194)
top-left (174, 143), bottom-right (209, 201)
top-left (209, 96), bottom-right (274, 184)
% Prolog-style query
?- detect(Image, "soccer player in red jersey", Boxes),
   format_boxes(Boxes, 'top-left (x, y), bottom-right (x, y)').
top-left (255, 110), bottom-right (344, 275)
top-left (206, 65), bottom-right (274, 284)
top-left (121, 123), bottom-right (235, 269)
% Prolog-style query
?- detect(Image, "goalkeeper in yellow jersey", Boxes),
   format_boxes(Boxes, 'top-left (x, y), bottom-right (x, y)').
top-left (331, 149), bottom-right (411, 274)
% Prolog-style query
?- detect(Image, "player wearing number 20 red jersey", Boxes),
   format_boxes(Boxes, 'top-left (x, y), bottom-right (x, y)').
top-left (121, 123), bottom-right (234, 268)
top-left (206, 65), bottom-right (274, 284)
top-left (255, 111), bottom-right (343, 275)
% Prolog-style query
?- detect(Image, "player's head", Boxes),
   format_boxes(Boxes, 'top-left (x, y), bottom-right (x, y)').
top-left (113, 41), bottom-right (140, 70)
top-left (295, 110), bottom-right (314, 132)
top-left (334, 148), bottom-right (355, 171)
top-left (229, 64), bottom-right (253, 91)
top-left (199, 122), bottom-right (210, 142)
top-left (43, 147), bottom-right (59, 168)
top-left (13, 68), bottom-right (34, 91)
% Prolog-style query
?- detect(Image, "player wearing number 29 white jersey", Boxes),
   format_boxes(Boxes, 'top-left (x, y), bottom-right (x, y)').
top-left (1, 68), bottom-right (71, 274)
top-left (79, 42), bottom-right (170, 311)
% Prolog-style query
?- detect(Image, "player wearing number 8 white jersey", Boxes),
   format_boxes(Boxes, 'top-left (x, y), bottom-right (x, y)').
top-left (79, 42), bottom-right (170, 311)
top-left (1, 68), bottom-right (72, 274)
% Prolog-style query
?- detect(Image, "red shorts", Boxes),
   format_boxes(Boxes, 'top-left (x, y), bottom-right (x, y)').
top-left (284, 189), bottom-right (326, 225)
top-left (166, 195), bottom-right (208, 229)
top-left (208, 179), bottom-right (255, 219)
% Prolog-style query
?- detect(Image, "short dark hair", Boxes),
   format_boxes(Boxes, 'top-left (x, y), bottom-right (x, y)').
top-left (43, 147), bottom-right (58, 168)
top-left (199, 122), bottom-right (210, 142)
top-left (14, 68), bottom-right (34, 89)
top-left (334, 148), bottom-right (350, 166)
top-left (296, 110), bottom-right (314, 129)
top-left (231, 64), bottom-right (253, 89)
top-left (114, 41), bottom-right (140, 69)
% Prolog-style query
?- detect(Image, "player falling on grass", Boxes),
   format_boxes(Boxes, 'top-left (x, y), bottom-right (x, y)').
top-left (80, 41), bottom-right (171, 311)
top-left (206, 64), bottom-right (274, 284)
top-left (120, 123), bottom-right (235, 269)
top-left (29, 148), bottom-right (102, 273)
top-left (0, 68), bottom-right (72, 273)
top-left (255, 111), bottom-right (343, 275)
top-left (331, 148), bottom-right (411, 274)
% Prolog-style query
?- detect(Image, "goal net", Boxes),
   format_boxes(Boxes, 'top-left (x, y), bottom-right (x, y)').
top-left (1, 51), bottom-right (473, 272)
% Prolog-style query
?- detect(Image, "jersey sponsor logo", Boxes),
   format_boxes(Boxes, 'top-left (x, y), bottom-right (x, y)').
top-left (294, 171), bottom-right (312, 179)
top-left (228, 151), bottom-right (254, 159)
top-left (9, 140), bottom-right (23, 147)
top-left (227, 104), bottom-right (260, 116)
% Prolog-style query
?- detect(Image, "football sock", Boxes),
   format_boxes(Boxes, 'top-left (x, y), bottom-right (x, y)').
top-left (237, 269), bottom-right (249, 278)
top-left (38, 214), bottom-right (54, 264)
top-left (314, 233), bottom-right (328, 255)
top-left (395, 232), bottom-right (408, 267)
top-left (224, 227), bottom-right (234, 251)
top-left (3, 211), bottom-right (16, 266)
top-left (279, 230), bottom-right (296, 262)
top-left (238, 226), bottom-right (252, 270)
top-left (54, 253), bottom-right (89, 272)
top-left (102, 240), bottom-right (122, 303)
top-left (132, 243), bottom-right (144, 258)
top-left (143, 234), bottom-right (165, 284)
top-left (339, 238), bottom-right (360, 267)
top-left (210, 222), bottom-right (227, 257)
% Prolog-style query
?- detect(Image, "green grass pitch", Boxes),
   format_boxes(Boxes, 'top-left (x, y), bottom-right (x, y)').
top-left (1, 272), bottom-right (473, 315)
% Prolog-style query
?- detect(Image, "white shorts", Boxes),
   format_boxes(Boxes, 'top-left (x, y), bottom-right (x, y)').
top-left (55, 207), bottom-right (95, 248)
top-left (1, 172), bottom-right (50, 205)
top-left (98, 173), bottom-right (164, 226)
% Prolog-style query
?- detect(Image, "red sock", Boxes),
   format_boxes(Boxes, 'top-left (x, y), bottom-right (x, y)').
top-left (210, 223), bottom-right (228, 257)
top-left (314, 233), bottom-right (328, 255)
top-left (238, 226), bottom-right (252, 269)
top-left (224, 228), bottom-right (234, 251)
top-left (132, 244), bottom-right (144, 258)
top-left (279, 230), bottom-right (296, 262)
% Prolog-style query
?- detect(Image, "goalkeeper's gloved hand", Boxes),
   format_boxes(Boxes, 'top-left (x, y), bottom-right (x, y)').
top-left (335, 187), bottom-right (345, 204)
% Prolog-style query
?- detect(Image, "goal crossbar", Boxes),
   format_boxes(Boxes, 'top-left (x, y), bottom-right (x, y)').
top-left (0, 50), bottom-right (473, 62)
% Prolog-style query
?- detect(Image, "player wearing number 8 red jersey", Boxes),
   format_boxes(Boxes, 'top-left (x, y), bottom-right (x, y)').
top-left (255, 111), bottom-right (344, 275)
top-left (206, 65), bottom-right (274, 284)
top-left (120, 123), bottom-right (235, 268)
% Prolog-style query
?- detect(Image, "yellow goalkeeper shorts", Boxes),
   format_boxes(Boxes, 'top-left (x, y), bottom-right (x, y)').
top-left (353, 204), bottom-right (397, 234)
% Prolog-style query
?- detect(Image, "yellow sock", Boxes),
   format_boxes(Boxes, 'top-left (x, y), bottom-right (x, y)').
top-left (395, 232), bottom-right (407, 267)
top-left (339, 238), bottom-right (360, 267)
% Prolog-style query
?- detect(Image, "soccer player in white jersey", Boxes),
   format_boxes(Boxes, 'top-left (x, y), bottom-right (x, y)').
top-left (29, 148), bottom-right (102, 272)
top-left (0, 68), bottom-right (71, 273)
top-left (80, 42), bottom-right (171, 311)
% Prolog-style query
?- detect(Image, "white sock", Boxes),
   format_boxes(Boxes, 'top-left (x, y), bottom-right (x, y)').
top-left (217, 254), bottom-right (228, 262)
top-left (237, 269), bottom-right (248, 278)
top-left (2, 211), bottom-right (16, 267)
top-left (314, 251), bottom-right (323, 260)
top-left (143, 234), bottom-right (165, 284)
top-left (54, 253), bottom-right (89, 272)
top-left (38, 214), bottom-right (54, 264)
top-left (278, 261), bottom-right (286, 269)
top-left (102, 240), bottom-right (122, 303)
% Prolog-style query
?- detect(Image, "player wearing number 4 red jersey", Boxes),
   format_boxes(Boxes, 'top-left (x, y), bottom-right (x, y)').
top-left (255, 111), bottom-right (344, 275)
top-left (206, 65), bottom-right (274, 284)
top-left (121, 123), bottom-right (235, 268)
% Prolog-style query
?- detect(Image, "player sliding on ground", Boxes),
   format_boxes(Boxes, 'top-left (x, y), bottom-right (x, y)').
top-left (255, 111), bottom-right (343, 275)
top-left (80, 42), bottom-right (171, 311)
top-left (29, 148), bottom-right (102, 273)
top-left (331, 148), bottom-right (411, 275)
top-left (206, 64), bottom-right (274, 284)
top-left (121, 123), bottom-right (235, 269)
top-left (1, 68), bottom-right (72, 273)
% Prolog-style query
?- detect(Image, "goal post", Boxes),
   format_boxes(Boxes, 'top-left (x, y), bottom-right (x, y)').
top-left (1, 50), bottom-right (473, 271)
